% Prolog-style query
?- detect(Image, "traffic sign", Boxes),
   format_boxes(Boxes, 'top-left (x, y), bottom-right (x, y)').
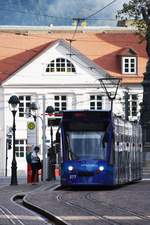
top-left (28, 122), bottom-right (36, 130)
top-left (27, 122), bottom-right (36, 145)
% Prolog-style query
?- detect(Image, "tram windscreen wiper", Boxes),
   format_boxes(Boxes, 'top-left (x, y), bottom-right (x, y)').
top-left (68, 149), bottom-right (79, 160)
top-left (66, 135), bottom-right (79, 160)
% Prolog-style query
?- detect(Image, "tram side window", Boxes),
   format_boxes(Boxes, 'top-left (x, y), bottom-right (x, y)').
top-left (109, 134), bottom-right (115, 165)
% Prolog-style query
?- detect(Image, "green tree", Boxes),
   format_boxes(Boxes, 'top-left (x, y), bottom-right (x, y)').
top-left (117, 0), bottom-right (150, 57)
top-left (117, 1), bottom-right (150, 159)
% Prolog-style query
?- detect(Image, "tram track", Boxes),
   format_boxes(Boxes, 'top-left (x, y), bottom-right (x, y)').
top-left (0, 205), bottom-right (25, 225)
top-left (3, 183), bottom-right (148, 225)
top-left (55, 189), bottom-right (150, 225)
top-left (13, 195), bottom-right (56, 225)
top-left (56, 192), bottom-right (126, 225)
top-left (85, 191), bottom-right (150, 223)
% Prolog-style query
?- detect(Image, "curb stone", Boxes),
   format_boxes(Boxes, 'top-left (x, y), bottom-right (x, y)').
top-left (23, 195), bottom-right (71, 225)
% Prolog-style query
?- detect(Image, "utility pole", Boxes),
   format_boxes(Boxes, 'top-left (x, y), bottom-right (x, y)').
top-left (42, 95), bottom-right (47, 181)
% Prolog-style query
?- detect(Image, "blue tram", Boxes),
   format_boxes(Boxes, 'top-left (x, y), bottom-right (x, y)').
top-left (59, 110), bottom-right (142, 186)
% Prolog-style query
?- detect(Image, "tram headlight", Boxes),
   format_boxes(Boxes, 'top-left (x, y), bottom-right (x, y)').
top-left (99, 166), bottom-right (104, 171)
top-left (68, 166), bottom-right (74, 171)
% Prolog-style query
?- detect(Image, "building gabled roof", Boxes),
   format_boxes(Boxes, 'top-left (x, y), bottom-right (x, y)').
top-left (117, 48), bottom-right (137, 56)
top-left (57, 39), bottom-right (111, 80)
top-left (0, 36), bottom-right (57, 84)
top-left (0, 26), bottom-right (147, 84)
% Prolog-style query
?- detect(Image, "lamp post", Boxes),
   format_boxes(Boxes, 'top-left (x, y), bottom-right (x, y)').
top-left (8, 95), bottom-right (20, 185)
top-left (45, 106), bottom-right (55, 180)
top-left (30, 100), bottom-right (48, 180)
top-left (98, 78), bottom-right (121, 112)
top-left (30, 102), bottom-right (55, 181)
top-left (30, 102), bottom-right (38, 122)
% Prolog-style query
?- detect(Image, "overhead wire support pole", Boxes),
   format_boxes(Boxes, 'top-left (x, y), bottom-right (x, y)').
top-left (66, 39), bottom-right (76, 57)
top-left (98, 78), bottom-right (121, 112)
top-left (66, 17), bottom-right (84, 57)
top-left (71, 18), bottom-right (83, 40)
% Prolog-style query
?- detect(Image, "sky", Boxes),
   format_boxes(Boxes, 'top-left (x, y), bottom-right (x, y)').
top-left (0, 0), bottom-right (128, 26)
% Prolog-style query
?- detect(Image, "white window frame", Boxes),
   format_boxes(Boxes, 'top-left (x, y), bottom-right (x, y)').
top-left (46, 58), bottom-right (76, 73)
top-left (18, 95), bottom-right (31, 117)
top-left (129, 94), bottom-right (138, 118)
top-left (90, 95), bottom-right (103, 110)
top-left (122, 57), bottom-right (137, 74)
top-left (15, 139), bottom-right (27, 158)
top-left (54, 95), bottom-right (67, 112)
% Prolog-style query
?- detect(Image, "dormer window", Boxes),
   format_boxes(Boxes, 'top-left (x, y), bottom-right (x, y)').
top-left (46, 58), bottom-right (76, 73)
top-left (122, 57), bottom-right (137, 74)
top-left (118, 48), bottom-right (137, 75)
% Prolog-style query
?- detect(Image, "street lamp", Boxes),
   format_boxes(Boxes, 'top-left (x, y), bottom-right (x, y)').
top-left (45, 106), bottom-right (55, 180)
top-left (98, 78), bottom-right (121, 112)
top-left (29, 102), bottom-right (55, 181)
top-left (30, 102), bottom-right (38, 121)
top-left (8, 95), bottom-right (20, 185)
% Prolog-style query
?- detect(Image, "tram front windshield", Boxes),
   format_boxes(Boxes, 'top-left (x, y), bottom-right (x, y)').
top-left (66, 131), bottom-right (107, 160)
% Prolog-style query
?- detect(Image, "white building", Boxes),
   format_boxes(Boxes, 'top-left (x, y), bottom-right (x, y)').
top-left (0, 26), bottom-right (146, 177)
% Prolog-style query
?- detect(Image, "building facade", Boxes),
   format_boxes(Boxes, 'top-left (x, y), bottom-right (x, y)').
top-left (0, 26), bottom-right (147, 177)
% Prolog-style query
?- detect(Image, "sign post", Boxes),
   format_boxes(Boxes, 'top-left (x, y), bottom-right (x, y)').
top-left (27, 121), bottom-right (37, 146)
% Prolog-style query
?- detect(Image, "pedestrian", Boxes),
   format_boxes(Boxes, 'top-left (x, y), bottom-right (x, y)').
top-left (48, 146), bottom-right (56, 180)
top-left (30, 146), bottom-right (41, 184)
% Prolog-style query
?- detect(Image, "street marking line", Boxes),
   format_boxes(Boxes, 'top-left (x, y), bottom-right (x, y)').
top-left (104, 216), bottom-right (142, 220)
top-left (0, 214), bottom-right (44, 221)
top-left (1, 206), bottom-right (24, 225)
top-left (61, 216), bottom-right (99, 220)
top-left (61, 215), bottom-right (144, 221)
top-left (0, 208), bottom-right (16, 224)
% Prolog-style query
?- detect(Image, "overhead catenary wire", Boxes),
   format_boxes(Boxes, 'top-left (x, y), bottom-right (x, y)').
top-left (0, 2), bottom-right (145, 102)
top-left (71, 18), bottom-right (81, 40)
top-left (0, 7), bottom-right (72, 21)
top-left (0, 94), bottom-right (137, 111)
top-left (0, 0), bottom-right (119, 24)
top-left (66, 18), bottom-right (86, 56)
top-left (0, 37), bottom-right (143, 50)
top-left (0, 35), bottom-right (145, 67)
top-left (65, 0), bottom-right (119, 61)
top-left (85, 0), bottom-right (118, 20)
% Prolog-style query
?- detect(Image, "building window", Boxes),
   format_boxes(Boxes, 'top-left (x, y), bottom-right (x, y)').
top-left (128, 94), bottom-right (138, 117)
top-left (130, 94), bottom-right (138, 117)
top-left (46, 58), bottom-right (76, 73)
top-left (19, 96), bottom-right (31, 117)
top-left (15, 139), bottom-right (27, 157)
top-left (54, 95), bottom-right (67, 112)
top-left (122, 57), bottom-right (136, 74)
top-left (90, 95), bottom-right (102, 110)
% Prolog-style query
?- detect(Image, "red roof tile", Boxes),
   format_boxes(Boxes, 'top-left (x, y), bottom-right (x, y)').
top-left (0, 29), bottom-right (147, 84)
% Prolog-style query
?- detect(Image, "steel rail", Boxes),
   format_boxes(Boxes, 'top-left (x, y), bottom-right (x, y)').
top-left (0, 205), bottom-right (25, 225)
top-left (55, 192), bottom-right (123, 225)
top-left (85, 192), bottom-right (150, 223)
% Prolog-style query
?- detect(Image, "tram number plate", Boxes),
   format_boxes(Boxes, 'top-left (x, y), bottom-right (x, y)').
top-left (69, 175), bottom-right (77, 179)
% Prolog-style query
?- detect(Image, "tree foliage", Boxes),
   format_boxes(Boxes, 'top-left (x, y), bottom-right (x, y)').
top-left (117, 0), bottom-right (150, 57)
